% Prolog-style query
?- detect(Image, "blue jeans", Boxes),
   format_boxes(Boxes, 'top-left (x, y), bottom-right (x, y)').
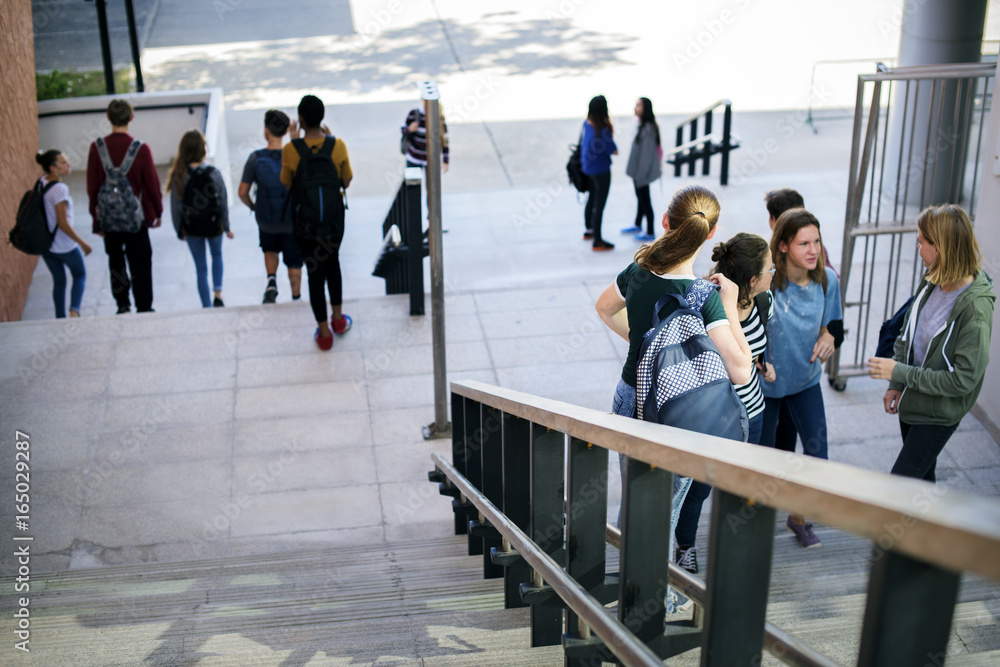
top-left (760, 383), bottom-right (828, 459)
top-left (42, 247), bottom-right (86, 318)
top-left (675, 413), bottom-right (763, 547)
top-left (186, 234), bottom-right (224, 308)
top-left (612, 378), bottom-right (691, 612)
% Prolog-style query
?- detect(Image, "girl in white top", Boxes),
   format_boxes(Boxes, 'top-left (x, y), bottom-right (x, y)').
top-left (36, 150), bottom-right (92, 318)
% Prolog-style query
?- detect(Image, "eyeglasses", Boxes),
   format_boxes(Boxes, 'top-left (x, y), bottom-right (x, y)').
top-left (764, 263), bottom-right (776, 275)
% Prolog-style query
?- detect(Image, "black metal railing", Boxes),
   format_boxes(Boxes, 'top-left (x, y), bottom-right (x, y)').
top-left (373, 168), bottom-right (427, 316)
top-left (429, 380), bottom-right (1000, 666)
top-left (666, 99), bottom-right (739, 186)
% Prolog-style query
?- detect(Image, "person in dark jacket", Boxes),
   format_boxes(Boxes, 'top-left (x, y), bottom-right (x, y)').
top-left (868, 204), bottom-right (995, 482)
top-left (581, 95), bottom-right (617, 251)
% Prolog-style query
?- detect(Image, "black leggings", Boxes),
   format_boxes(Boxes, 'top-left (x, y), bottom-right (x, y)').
top-left (585, 171), bottom-right (611, 243)
top-left (634, 183), bottom-right (654, 235)
top-left (296, 237), bottom-right (342, 324)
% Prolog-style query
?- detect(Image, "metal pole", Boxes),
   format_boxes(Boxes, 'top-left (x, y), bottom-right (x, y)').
top-left (421, 81), bottom-right (451, 440)
top-left (93, 0), bottom-right (116, 95)
top-left (124, 0), bottom-right (145, 92)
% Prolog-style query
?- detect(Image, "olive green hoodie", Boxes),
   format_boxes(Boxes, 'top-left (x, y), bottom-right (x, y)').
top-left (889, 269), bottom-right (995, 425)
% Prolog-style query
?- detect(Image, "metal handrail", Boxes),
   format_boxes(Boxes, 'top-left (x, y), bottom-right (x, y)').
top-left (432, 453), bottom-right (665, 666)
top-left (676, 98), bottom-right (731, 127)
top-left (859, 62), bottom-right (997, 82)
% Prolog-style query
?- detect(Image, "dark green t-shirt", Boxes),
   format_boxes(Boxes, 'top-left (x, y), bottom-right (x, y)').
top-left (615, 263), bottom-right (727, 387)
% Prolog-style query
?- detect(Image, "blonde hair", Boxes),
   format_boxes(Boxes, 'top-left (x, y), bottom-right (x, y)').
top-left (166, 130), bottom-right (207, 194)
top-left (634, 185), bottom-right (720, 273)
top-left (917, 204), bottom-right (981, 285)
top-left (770, 208), bottom-right (827, 293)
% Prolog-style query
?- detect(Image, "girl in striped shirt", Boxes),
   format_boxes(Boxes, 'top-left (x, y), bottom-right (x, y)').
top-left (674, 232), bottom-right (775, 573)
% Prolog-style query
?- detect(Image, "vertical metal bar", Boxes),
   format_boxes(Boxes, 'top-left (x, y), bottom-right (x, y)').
top-left (530, 425), bottom-right (566, 647)
top-left (124, 0), bottom-right (145, 92)
top-left (702, 110), bottom-right (713, 177)
top-left (892, 80), bottom-right (912, 225)
top-left (464, 398), bottom-right (483, 556)
top-left (720, 104), bottom-right (732, 186)
top-left (564, 437), bottom-right (608, 637)
top-left (617, 457), bottom-right (671, 644)
top-left (405, 169), bottom-right (424, 313)
top-left (480, 405), bottom-right (504, 579)
top-left (699, 490), bottom-right (775, 666)
top-left (857, 550), bottom-right (960, 667)
top-left (94, 0), bottom-right (116, 95)
top-left (688, 119), bottom-right (698, 176)
top-left (674, 126), bottom-right (683, 177)
top-left (420, 83), bottom-right (450, 440)
top-left (501, 413), bottom-right (531, 609)
top-left (450, 392), bottom-right (467, 535)
top-left (968, 75), bottom-right (991, 218)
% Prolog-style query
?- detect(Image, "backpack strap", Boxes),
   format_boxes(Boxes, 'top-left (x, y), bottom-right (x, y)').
top-left (94, 137), bottom-right (115, 173)
top-left (117, 140), bottom-right (143, 176)
top-left (684, 279), bottom-right (719, 312)
top-left (94, 137), bottom-right (143, 175)
top-left (753, 290), bottom-right (771, 322)
top-left (651, 292), bottom-right (687, 328)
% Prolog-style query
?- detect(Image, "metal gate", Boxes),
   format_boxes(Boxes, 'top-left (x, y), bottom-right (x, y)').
top-left (829, 61), bottom-right (995, 388)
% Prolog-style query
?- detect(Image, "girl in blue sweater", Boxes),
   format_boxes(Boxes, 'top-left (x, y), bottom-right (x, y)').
top-left (581, 95), bottom-right (617, 251)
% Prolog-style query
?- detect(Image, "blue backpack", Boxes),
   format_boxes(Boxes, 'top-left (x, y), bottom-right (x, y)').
top-left (635, 280), bottom-right (749, 442)
top-left (251, 148), bottom-right (290, 232)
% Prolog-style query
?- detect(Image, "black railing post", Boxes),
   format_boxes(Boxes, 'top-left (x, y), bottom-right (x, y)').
top-left (404, 171), bottom-right (424, 315)
top-left (617, 458), bottom-right (671, 644)
top-left (479, 405), bottom-right (505, 579)
top-left (564, 438), bottom-right (608, 639)
top-left (124, 0), bottom-right (145, 92)
top-left (688, 118), bottom-right (698, 176)
top-left (702, 110), bottom-right (714, 176)
top-left (500, 413), bottom-right (531, 609)
top-left (699, 489), bottom-right (775, 665)
top-left (464, 398), bottom-right (484, 556)
top-left (450, 392), bottom-right (467, 535)
top-left (857, 549), bottom-right (961, 667)
top-left (720, 103), bottom-right (733, 186)
top-left (674, 126), bottom-right (684, 177)
top-left (529, 425), bottom-right (565, 647)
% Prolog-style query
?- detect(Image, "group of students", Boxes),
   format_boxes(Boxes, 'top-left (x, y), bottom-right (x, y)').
top-left (596, 183), bottom-right (994, 579)
top-left (578, 94), bottom-right (663, 251)
top-left (31, 95), bottom-right (354, 350)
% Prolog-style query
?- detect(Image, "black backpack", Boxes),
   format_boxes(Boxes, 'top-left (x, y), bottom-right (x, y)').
top-left (875, 296), bottom-right (915, 358)
top-left (180, 165), bottom-right (225, 237)
top-left (290, 137), bottom-right (345, 242)
top-left (636, 280), bottom-right (749, 442)
top-left (10, 179), bottom-right (58, 255)
top-left (566, 143), bottom-right (589, 193)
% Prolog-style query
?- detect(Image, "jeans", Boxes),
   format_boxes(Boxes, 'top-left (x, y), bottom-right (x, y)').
top-left (675, 412), bottom-right (763, 547)
top-left (104, 228), bottom-right (153, 311)
top-left (41, 247), bottom-right (86, 318)
top-left (633, 183), bottom-right (654, 235)
top-left (296, 237), bottom-right (343, 324)
top-left (891, 420), bottom-right (960, 482)
top-left (186, 234), bottom-right (224, 308)
top-left (760, 383), bottom-right (828, 460)
top-left (585, 171), bottom-right (611, 244)
top-left (612, 378), bottom-right (691, 612)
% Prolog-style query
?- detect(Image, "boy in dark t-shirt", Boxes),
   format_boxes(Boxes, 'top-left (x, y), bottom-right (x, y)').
top-left (238, 109), bottom-right (303, 303)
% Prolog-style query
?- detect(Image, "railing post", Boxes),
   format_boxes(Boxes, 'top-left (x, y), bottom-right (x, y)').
top-left (564, 438), bottom-right (608, 638)
top-left (617, 457), bottom-right (671, 644)
top-left (857, 549), bottom-right (960, 667)
top-left (702, 109), bottom-right (713, 176)
top-left (688, 118), bottom-right (698, 176)
top-left (500, 414), bottom-right (531, 608)
top-left (404, 168), bottom-right (424, 315)
top-left (529, 424), bottom-right (565, 647)
top-left (450, 392), bottom-right (467, 535)
top-left (720, 103), bottom-right (733, 186)
top-left (463, 398), bottom-right (483, 556)
top-left (699, 489), bottom-right (775, 666)
top-left (479, 405), bottom-right (505, 579)
top-left (674, 126), bottom-right (684, 177)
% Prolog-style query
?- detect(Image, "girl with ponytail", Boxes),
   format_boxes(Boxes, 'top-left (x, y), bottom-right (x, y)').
top-left (595, 185), bottom-right (753, 606)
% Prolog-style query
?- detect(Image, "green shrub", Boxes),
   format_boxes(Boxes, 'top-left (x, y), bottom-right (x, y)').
top-left (36, 69), bottom-right (134, 101)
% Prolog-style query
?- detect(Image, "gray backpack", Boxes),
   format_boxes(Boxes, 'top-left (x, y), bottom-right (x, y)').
top-left (95, 137), bottom-right (145, 234)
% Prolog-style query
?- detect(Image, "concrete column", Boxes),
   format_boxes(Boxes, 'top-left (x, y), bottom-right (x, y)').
top-left (888, 0), bottom-right (988, 208)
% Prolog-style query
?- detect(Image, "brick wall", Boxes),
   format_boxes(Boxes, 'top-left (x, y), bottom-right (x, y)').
top-left (0, 2), bottom-right (40, 322)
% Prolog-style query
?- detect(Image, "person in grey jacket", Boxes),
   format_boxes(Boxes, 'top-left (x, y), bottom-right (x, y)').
top-left (624, 97), bottom-right (662, 241)
top-left (867, 204), bottom-right (995, 482)
top-left (166, 130), bottom-right (233, 308)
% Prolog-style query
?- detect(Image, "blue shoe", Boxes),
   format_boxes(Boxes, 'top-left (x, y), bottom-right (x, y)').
top-left (635, 233), bottom-right (656, 242)
top-left (621, 226), bottom-right (641, 234)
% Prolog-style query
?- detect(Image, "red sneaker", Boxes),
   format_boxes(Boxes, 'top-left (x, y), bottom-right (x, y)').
top-left (332, 314), bottom-right (352, 335)
top-left (315, 328), bottom-right (334, 351)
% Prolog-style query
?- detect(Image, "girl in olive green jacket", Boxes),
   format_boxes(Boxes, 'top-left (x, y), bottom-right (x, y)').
top-left (867, 204), bottom-right (995, 482)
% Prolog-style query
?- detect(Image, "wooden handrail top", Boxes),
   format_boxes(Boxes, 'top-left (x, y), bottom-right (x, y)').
top-left (676, 99), bottom-right (732, 127)
top-left (451, 379), bottom-right (1000, 581)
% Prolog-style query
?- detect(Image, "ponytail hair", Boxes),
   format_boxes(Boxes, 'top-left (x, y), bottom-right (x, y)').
top-left (36, 149), bottom-right (61, 174)
top-left (635, 185), bottom-right (720, 273)
top-left (711, 232), bottom-right (770, 309)
top-left (770, 208), bottom-right (827, 292)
